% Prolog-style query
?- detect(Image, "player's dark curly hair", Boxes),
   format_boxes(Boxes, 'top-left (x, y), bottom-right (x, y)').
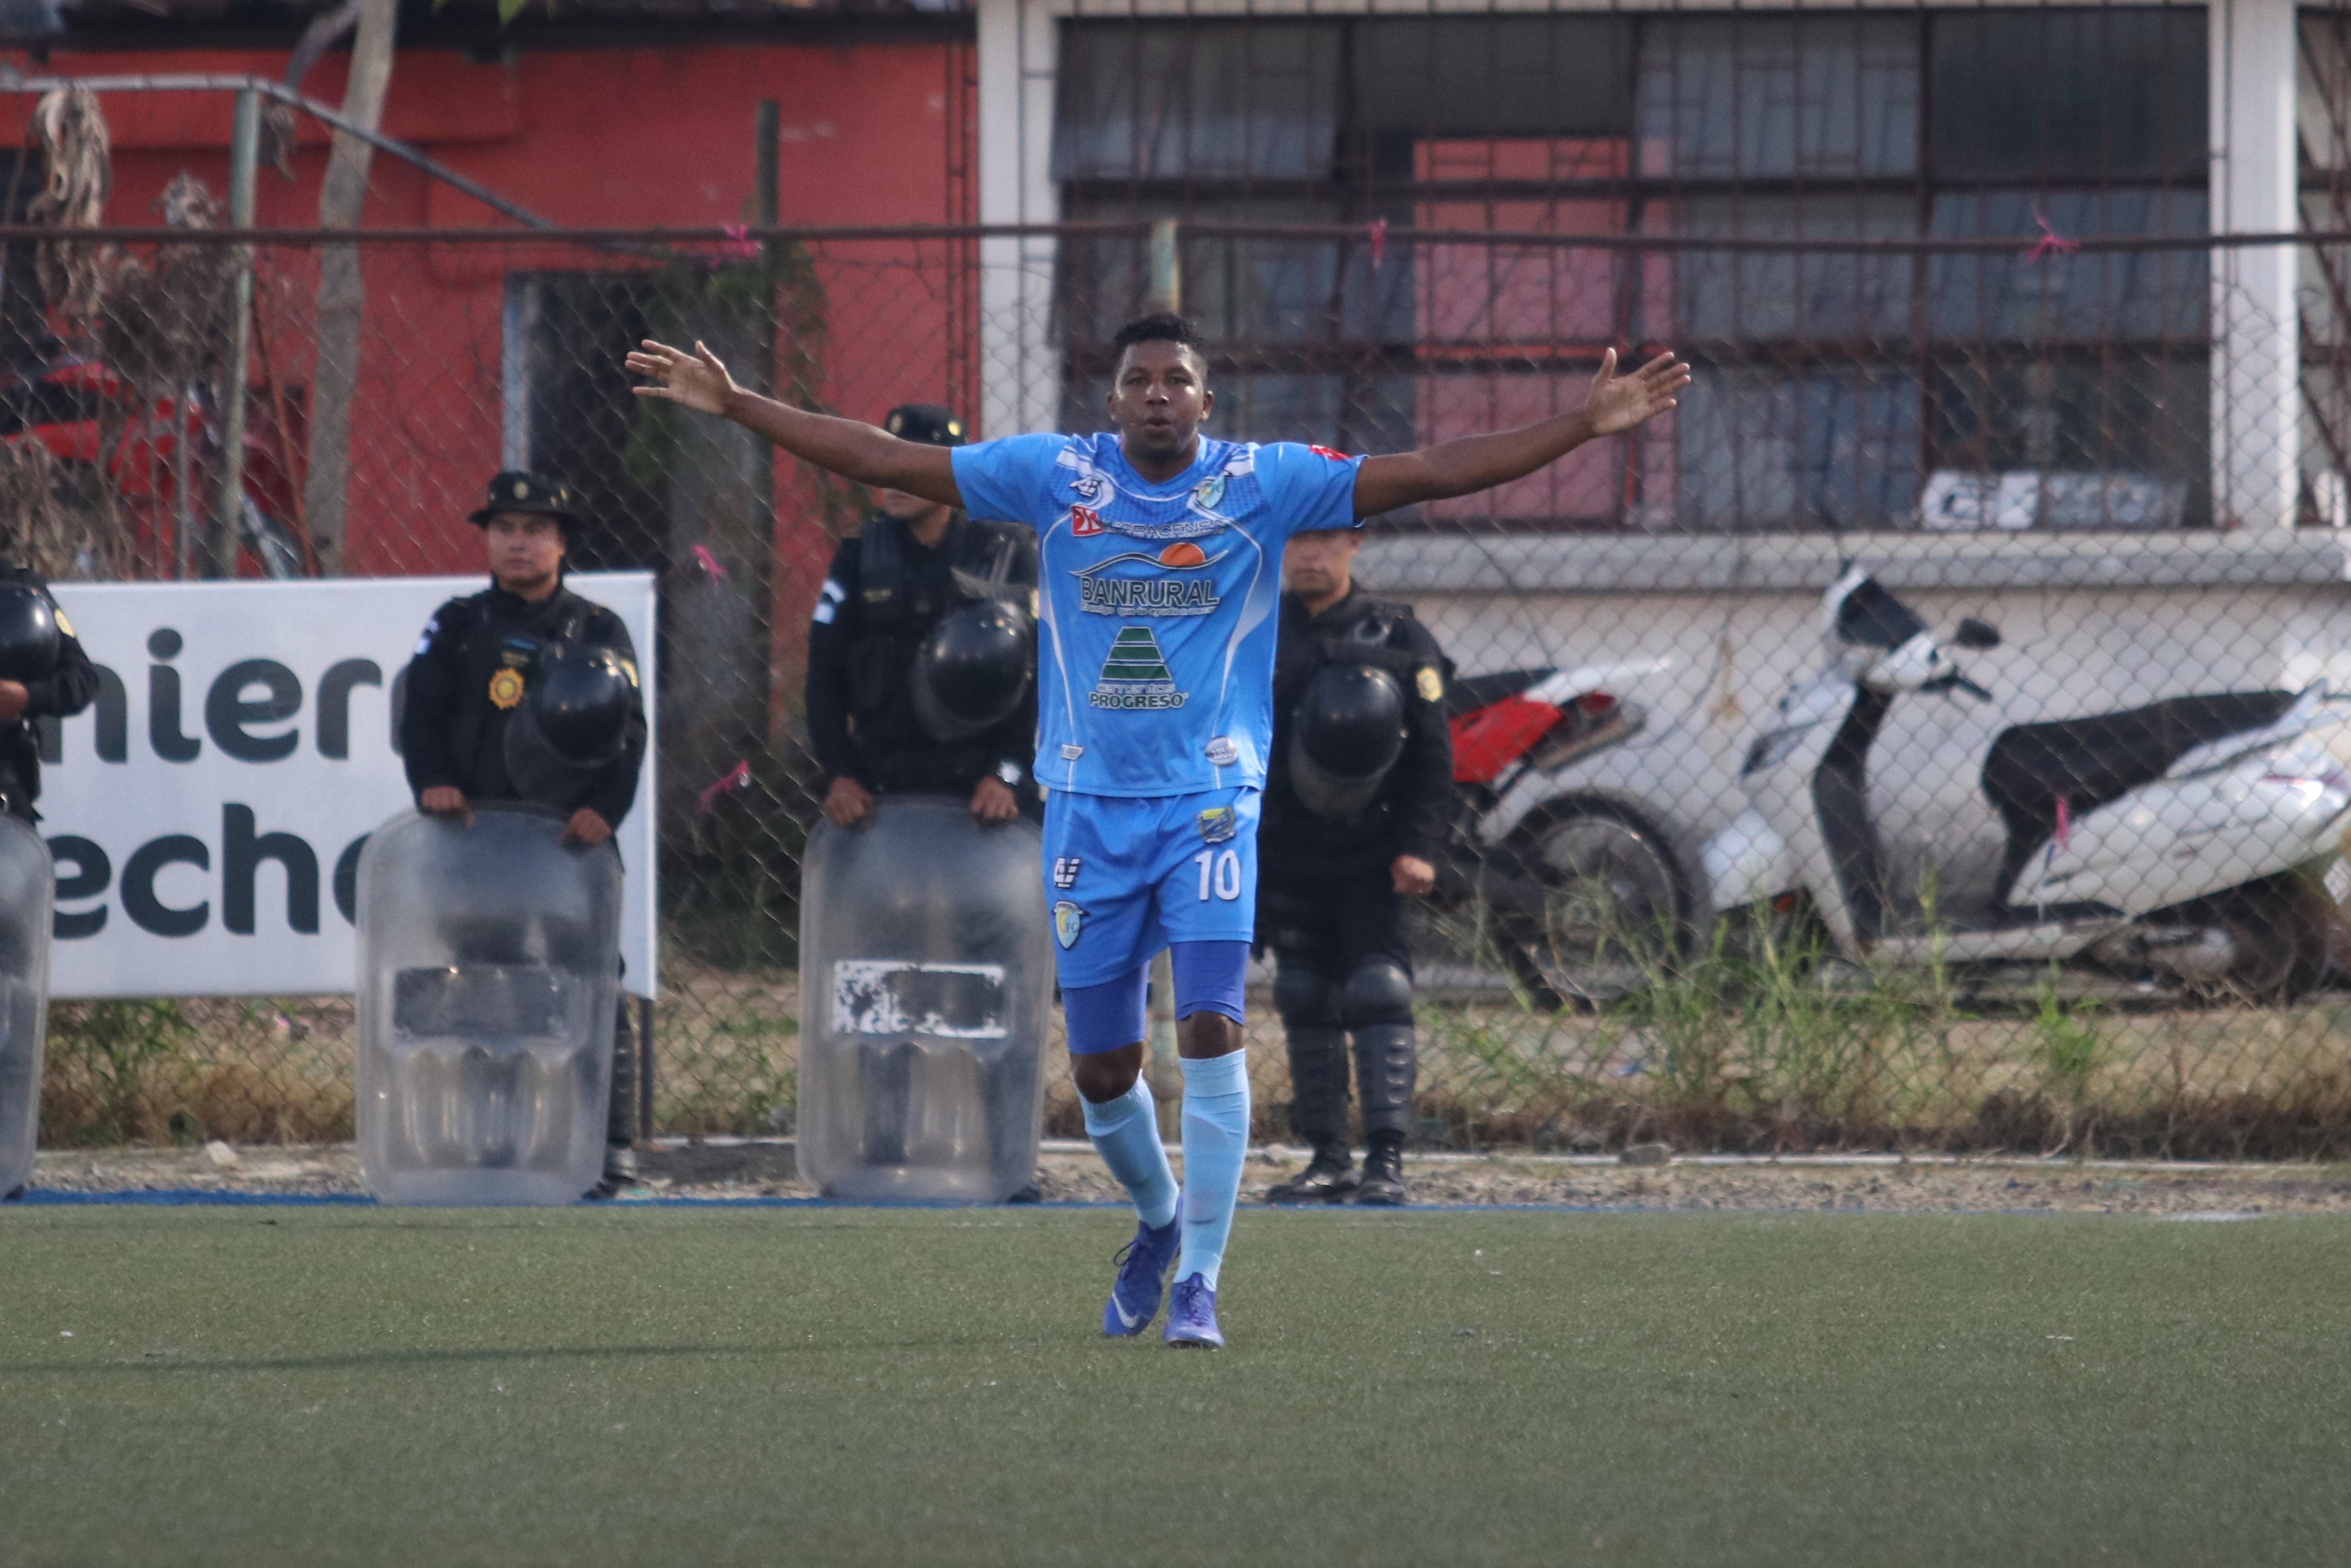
top-left (1111, 312), bottom-right (1202, 353)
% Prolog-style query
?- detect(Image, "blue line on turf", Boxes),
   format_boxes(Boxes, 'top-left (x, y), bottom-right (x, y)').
top-left (4, 1189), bottom-right (2098, 1216)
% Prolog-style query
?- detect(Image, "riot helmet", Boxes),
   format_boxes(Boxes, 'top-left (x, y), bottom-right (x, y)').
top-left (912, 600), bottom-right (1033, 743)
top-left (504, 647), bottom-right (638, 810)
top-left (0, 584), bottom-right (60, 683)
top-left (1288, 663), bottom-right (1407, 821)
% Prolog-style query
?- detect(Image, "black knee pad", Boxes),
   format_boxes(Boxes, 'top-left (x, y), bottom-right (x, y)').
top-left (1339, 960), bottom-right (1414, 1028)
top-left (1273, 960), bottom-right (1341, 1028)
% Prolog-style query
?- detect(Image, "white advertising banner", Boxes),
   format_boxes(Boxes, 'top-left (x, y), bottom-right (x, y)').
top-left (36, 575), bottom-right (659, 1000)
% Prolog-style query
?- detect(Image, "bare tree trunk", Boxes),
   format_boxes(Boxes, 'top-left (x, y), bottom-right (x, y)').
top-left (300, 0), bottom-right (397, 576)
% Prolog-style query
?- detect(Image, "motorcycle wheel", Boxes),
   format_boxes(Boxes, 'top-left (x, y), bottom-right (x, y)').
top-left (2199, 873), bottom-right (2333, 1003)
top-left (1504, 806), bottom-right (1688, 1008)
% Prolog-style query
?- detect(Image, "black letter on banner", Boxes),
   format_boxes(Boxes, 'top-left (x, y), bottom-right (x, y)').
top-left (147, 630), bottom-right (199, 763)
top-left (91, 666), bottom-right (126, 762)
top-left (316, 659), bottom-right (382, 760)
top-left (332, 834), bottom-right (368, 926)
top-left (46, 835), bottom-right (110, 939)
top-left (223, 805), bottom-right (318, 935)
top-left (207, 660), bottom-right (303, 763)
top-left (122, 835), bottom-right (209, 936)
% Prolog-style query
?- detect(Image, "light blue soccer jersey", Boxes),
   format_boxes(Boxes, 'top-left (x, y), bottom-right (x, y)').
top-left (953, 432), bottom-right (1363, 798)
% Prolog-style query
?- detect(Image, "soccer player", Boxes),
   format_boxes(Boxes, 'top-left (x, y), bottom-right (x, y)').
top-left (627, 315), bottom-right (1687, 1348)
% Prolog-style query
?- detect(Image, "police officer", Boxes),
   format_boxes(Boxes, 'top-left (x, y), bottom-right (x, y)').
top-left (0, 552), bottom-right (98, 825)
top-left (1259, 526), bottom-right (1454, 1207)
top-left (806, 404), bottom-right (1037, 829)
top-left (401, 471), bottom-right (650, 1197)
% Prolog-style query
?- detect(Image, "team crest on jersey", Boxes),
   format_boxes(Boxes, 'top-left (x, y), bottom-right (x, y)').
top-left (1053, 901), bottom-right (1085, 949)
top-left (1052, 857), bottom-right (1082, 890)
top-left (1190, 474), bottom-right (1228, 516)
top-left (1088, 627), bottom-right (1186, 710)
top-left (1070, 506), bottom-right (1105, 537)
top-left (1072, 472), bottom-right (1107, 503)
top-left (1196, 806), bottom-right (1238, 843)
top-left (1075, 542), bottom-right (1224, 617)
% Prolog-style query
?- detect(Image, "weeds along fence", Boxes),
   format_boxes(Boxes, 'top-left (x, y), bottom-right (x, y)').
top-left (17, 220), bottom-right (2351, 1158)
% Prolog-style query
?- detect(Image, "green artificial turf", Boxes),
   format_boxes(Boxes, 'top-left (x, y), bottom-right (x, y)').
top-left (1, 1205), bottom-right (2347, 1567)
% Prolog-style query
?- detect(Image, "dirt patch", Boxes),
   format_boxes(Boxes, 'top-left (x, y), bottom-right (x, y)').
top-left (19, 1141), bottom-right (2351, 1214)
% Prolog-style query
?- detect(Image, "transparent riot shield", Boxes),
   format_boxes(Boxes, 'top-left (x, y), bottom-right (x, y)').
top-left (799, 797), bottom-right (1051, 1202)
top-left (355, 804), bottom-right (620, 1205)
top-left (0, 815), bottom-right (53, 1198)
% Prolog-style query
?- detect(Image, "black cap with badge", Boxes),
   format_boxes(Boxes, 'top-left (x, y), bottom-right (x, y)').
top-left (469, 471), bottom-right (584, 535)
top-left (883, 405), bottom-right (967, 448)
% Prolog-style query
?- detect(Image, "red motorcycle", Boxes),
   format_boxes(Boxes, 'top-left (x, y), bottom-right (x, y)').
top-left (1437, 656), bottom-right (1743, 1005)
top-left (0, 354), bottom-right (309, 579)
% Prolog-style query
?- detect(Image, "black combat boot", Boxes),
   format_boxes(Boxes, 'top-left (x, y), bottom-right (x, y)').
top-left (1266, 1142), bottom-right (1358, 1203)
top-left (589, 1144), bottom-right (640, 1200)
top-left (1355, 1132), bottom-right (1407, 1206)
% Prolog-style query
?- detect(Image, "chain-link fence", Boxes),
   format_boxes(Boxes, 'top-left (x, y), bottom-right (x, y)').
top-left (16, 218), bottom-right (2351, 1160)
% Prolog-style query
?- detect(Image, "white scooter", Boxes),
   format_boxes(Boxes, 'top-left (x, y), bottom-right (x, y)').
top-left (1701, 568), bottom-right (2351, 999)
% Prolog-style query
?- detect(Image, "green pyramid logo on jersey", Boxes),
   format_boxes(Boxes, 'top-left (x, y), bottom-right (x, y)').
top-left (1089, 626), bottom-right (1187, 710)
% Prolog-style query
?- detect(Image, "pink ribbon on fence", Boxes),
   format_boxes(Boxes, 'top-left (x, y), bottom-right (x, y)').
top-left (697, 760), bottom-right (753, 814)
top-left (1366, 217), bottom-right (1388, 269)
top-left (2026, 205), bottom-right (2080, 263)
top-left (2054, 794), bottom-right (2073, 853)
top-left (692, 543), bottom-right (727, 580)
top-left (720, 223), bottom-right (762, 260)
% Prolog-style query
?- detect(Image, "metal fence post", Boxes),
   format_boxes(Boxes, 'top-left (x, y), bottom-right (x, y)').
top-left (638, 994), bottom-right (656, 1144)
top-left (212, 85), bottom-right (259, 579)
top-left (1146, 217), bottom-right (1181, 314)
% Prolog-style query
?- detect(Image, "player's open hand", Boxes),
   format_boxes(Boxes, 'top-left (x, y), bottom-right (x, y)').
top-left (626, 339), bottom-right (740, 418)
top-left (1583, 348), bottom-right (1691, 437)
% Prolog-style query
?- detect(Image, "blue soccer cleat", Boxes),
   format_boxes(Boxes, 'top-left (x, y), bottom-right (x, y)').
top-left (1103, 1216), bottom-right (1181, 1337)
top-left (1163, 1273), bottom-right (1224, 1350)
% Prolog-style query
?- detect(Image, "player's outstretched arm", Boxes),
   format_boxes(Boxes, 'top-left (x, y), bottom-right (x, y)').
top-left (1351, 348), bottom-right (1689, 518)
top-left (625, 338), bottom-right (964, 509)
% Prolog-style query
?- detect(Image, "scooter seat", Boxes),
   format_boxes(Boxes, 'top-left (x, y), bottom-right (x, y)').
top-left (1442, 667), bottom-right (1548, 720)
top-left (1981, 690), bottom-right (2296, 892)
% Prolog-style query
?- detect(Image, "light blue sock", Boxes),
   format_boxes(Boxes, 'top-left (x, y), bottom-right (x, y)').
top-left (1080, 1079), bottom-right (1179, 1231)
top-left (1177, 1050), bottom-right (1250, 1290)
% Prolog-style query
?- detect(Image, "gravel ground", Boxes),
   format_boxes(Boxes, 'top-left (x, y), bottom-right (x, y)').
top-left (20, 1140), bottom-right (2351, 1214)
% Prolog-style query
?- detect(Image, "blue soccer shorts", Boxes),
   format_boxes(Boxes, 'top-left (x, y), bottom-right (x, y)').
top-left (1041, 784), bottom-right (1260, 994)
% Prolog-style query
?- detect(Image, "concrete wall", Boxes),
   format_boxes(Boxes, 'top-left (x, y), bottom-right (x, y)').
top-left (1362, 532), bottom-right (2351, 791)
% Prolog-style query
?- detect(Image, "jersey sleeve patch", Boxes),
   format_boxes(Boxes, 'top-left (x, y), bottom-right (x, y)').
top-left (952, 433), bottom-right (1066, 527)
top-left (1262, 442), bottom-right (1365, 539)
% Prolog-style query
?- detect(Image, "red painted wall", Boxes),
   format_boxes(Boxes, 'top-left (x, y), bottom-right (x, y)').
top-left (1, 41), bottom-right (972, 582)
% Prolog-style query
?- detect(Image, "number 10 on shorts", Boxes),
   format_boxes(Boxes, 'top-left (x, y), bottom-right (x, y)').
top-left (1194, 848), bottom-right (1243, 902)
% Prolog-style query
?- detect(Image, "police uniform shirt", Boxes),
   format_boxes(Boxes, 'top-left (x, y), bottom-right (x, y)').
top-left (804, 515), bottom-right (1037, 793)
top-left (1263, 586), bottom-right (1455, 880)
top-left (0, 561), bottom-right (100, 817)
top-left (401, 582), bottom-right (648, 826)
